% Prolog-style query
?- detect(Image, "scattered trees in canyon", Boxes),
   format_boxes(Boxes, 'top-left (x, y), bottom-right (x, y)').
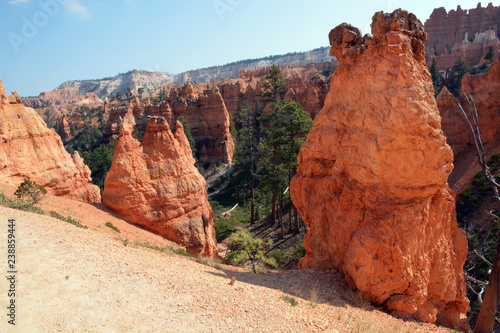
top-left (228, 65), bottom-right (312, 237)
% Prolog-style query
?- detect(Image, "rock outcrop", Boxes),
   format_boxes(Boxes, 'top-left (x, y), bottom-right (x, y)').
top-left (168, 84), bottom-right (235, 164)
top-left (437, 61), bottom-right (500, 157)
top-left (0, 79), bottom-right (101, 203)
top-left (103, 84), bottom-right (235, 165)
top-left (102, 118), bottom-right (217, 257)
top-left (291, 10), bottom-right (469, 330)
top-left (425, 3), bottom-right (500, 67)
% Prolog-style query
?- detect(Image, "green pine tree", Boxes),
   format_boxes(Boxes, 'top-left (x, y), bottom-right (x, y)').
top-left (429, 58), bottom-right (442, 96)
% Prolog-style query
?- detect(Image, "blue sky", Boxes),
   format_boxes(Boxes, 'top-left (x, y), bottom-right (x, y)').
top-left (0, 0), bottom-right (494, 96)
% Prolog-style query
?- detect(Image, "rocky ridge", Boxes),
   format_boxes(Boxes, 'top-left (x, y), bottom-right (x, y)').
top-left (102, 118), bottom-right (217, 257)
top-left (291, 10), bottom-right (469, 330)
top-left (0, 78), bottom-right (100, 203)
top-left (26, 48), bottom-right (332, 104)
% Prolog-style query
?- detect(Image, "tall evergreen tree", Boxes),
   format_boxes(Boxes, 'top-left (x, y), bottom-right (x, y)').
top-left (429, 58), bottom-right (442, 96)
top-left (445, 58), bottom-right (471, 97)
top-left (234, 102), bottom-right (257, 224)
top-left (259, 64), bottom-right (288, 226)
top-left (484, 45), bottom-right (495, 62)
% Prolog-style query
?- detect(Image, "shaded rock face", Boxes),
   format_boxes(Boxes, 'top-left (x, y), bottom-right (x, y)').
top-left (102, 119), bottom-right (217, 257)
top-left (168, 84), bottom-right (235, 164)
top-left (104, 84), bottom-right (235, 165)
top-left (437, 61), bottom-right (500, 158)
top-left (424, 3), bottom-right (500, 67)
top-left (0, 79), bottom-right (101, 203)
top-left (291, 10), bottom-right (469, 330)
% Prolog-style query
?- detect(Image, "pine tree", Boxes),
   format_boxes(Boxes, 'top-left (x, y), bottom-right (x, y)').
top-left (445, 58), bottom-right (471, 97)
top-left (485, 45), bottom-right (495, 62)
top-left (429, 58), bottom-right (442, 96)
top-left (260, 64), bottom-right (288, 108)
top-left (234, 102), bottom-right (257, 224)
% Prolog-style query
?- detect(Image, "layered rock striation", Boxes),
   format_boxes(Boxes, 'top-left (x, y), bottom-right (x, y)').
top-left (102, 118), bottom-right (217, 257)
top-left (168, 84), bottom-right (235, 164)
top-left (291, 10), bottom-right (469, 329)
top-left (0, 79), bottom-right (101, 203)
top-left (425, 3), bottom-right (500, 67)
top-left (103, 85), bottom-right (235, 165)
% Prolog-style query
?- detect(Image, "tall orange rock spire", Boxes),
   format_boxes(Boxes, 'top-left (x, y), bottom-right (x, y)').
top-left (291, 10), bottom-right (469, 330)
top-left (102, 117), bottom-right (217, 257)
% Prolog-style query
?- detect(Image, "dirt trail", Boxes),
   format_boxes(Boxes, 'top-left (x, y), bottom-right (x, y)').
top-left (0, 194), bottom-right (454, 332)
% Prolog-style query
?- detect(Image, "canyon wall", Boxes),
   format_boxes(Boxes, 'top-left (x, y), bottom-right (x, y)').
top-left (425, 2), bottom-right (500, 67)
top-left (0, 79), bottom-right (101, 203)
top-left (102, 119), bottom-right (217, 257)
top-left (103, 85), bottom-right (235, 165)
top-left (291, 10), bottom-right (469, 330)
top-left (437, 60), bottom-right (500, 158)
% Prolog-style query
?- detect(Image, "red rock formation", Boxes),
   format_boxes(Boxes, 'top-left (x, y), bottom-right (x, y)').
top-left (425, 3), bottom-right (500, 67)
top-left (168, 83), bottom-right (235, 164)
top-left (0, 79), bottom-right (101, 203)
top-left (437, 61), bottom-right (500, 158)
top-left (102, 118), bottom-right (217, 257)
top-left (291, 10), bottom-right (469, 330)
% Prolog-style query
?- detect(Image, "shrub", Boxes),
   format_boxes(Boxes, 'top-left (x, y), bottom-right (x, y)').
top-left (105, 222), bottom-right (120, 233)
top-left (292, 242), bottom-right (307, 261)
top-left (173, 248), bottom-right (195, 257)
top-left (0, 192), bottom-right (45, 214)
top-left (281, 295), bottom-right (298, 306)
top-left (225, 227), bottom-right (274, 272)
top-left (267, 250), bottom-right (289, 267)
top-left (50, 211), bottom-right (88, 229)
top-left (14, 179), bottom-right (47, 204)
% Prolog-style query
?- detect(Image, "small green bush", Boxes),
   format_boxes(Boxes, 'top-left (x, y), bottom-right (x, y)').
top-left (50, 211), bottom-right (88, 229)
top-left (105, 222), bottom-right (120, 233)
top-left (292, 242), bottom-right (307, 261)
top-left (281, 295), bottom-right (298, 306)
top-left (14, 179), bottom-right (47, 204)
top-left (267, 250), bottom-right (289, 267)
top-left (225, 227), bottom-right (274, 273)
top-left (173, 248), bottom-right (195, 257)
top-left (0, 192), bottom-right (45, 214)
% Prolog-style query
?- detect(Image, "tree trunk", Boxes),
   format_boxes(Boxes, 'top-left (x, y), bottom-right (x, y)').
top-left (271, 188), bottom-right (276, 226)
top-left (292, 202), bottom-right (299, 234)
top-left (288, 167), bottom-right (292, 233)
top-left (249, 146), bottom-right (255, 224)
top-left (279, 201), bottom-right (284, 239)
top-left (473, 236), bottom-right (500, 333)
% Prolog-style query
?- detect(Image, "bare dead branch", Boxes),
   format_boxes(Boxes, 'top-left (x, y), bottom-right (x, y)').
top-left (474, 250), bottom-right (493, 268)
top-left (467, 282), bottom-right (483, 303)
top-left (485, 211), bottom-right (500, 221)
top-left (465, 273), bottom-right (488, 287)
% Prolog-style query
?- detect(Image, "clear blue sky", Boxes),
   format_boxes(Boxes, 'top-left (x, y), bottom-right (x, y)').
top-left (0, 0), bottom-right (494, 96)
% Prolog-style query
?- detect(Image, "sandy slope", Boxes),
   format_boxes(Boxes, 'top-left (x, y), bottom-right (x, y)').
top-left (0, 203), bottom-right (454, 332)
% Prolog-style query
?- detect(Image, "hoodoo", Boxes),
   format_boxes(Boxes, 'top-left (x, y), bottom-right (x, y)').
top-left (291, 10), bottom-right (469, 330)
top-left (102, 117), bottom-right (217, 257)
top-left (0, 78), bottom-right (101, 203)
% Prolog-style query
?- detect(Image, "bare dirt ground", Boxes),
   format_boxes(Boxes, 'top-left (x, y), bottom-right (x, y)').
top-left (0, 187), bottom-right (455, 332)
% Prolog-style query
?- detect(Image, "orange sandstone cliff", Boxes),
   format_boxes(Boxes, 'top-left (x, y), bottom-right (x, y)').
top-left (290, 10), bottom-right (469, 330)
top-left (0, 79), bottom-right (101, 203)
top-left (102, 117), bottom-right (217, 257)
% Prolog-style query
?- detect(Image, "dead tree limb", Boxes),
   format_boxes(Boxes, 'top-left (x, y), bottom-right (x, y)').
top-left (458, 95), bottom-right (500, 333)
